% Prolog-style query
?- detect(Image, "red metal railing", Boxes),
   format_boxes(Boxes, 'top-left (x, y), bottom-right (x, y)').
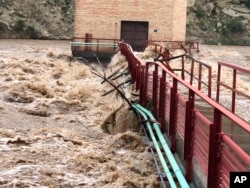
top-left (185, 55), bottom-right (212, 97)
top-left (147, 40), bottom-right (200, 54)
top-left (216, 61), bottom-right (250, 114)
top-left (144, 42), bottom-right (212, 98)
top-left (118, 42), bottom-right (250, 188)
top-left (145, 42), bottom-right (172, 61)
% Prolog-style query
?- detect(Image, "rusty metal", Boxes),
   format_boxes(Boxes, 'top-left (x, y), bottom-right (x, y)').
top-left (156, 53), bottom-right (212, 98)
top-left (148, 43), bottom-right (172, 61)
top-left (147, 40), bottom-right (200, 54)
top-left (71, 37), bottom-right (119, 58)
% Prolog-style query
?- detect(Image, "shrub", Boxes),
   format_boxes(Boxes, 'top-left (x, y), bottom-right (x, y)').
top-left (0, 24), bottom-right (4, 32)
top-left (13, 19), bottom-right (25, 32)
top-left (221, 27), bottom-right (229, 36)
top-left (64, 0), bottom-right (70, 6)
top-left (61, 0), bottom-right (71, 15)
top-left (199, 21), bottom-right (208, 31)
top-left (26, 25), bottom-right (38, 39)
top-left (195, 8), bottom-right (206, 19)
top-left (244, 0), bottom-right (250, 8)
top-left (226, 19), bottom-right (245, 33)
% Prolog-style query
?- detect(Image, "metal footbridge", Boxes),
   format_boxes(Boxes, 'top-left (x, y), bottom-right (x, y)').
top-left (117, 41), bottom-right (250, 188)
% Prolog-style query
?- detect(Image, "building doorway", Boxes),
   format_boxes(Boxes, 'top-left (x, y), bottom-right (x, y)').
top-left (121, 21), bottom-right (149, 51)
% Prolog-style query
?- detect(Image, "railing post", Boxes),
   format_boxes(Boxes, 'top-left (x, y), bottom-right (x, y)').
top-left (142, 64), bottom-right (150, 108)
top-left (136, 63), bottom-right (140, 91)
top-left (190, 59), bottom-right (194, 85)
top-left (127, 45), bottom-right (133, 79)
top-left (85, 33), bottom-right (89, 51)
top-left (89, 34), bottom-right (92, 51)
top-left (169, 78), bottom-right (178, 152)
top-left (197, 42), bottom-right (200, 52)
top-left (216, 64), bottom-right (221, 102)
top-left (139, 66), bottom-right (146, 106)
top-left (232, 69), bottom-right (237, 113)
top-left (183, 90), bottom-right (195, 182)
top-left (132, 58), bottom-right (136, 83)
top-left (198, 64), bottom-right (202, 91)
top-left (181, 55), bottom-right (185, 80)
top-left (152, 64), bottom-right (159, 118)
top-left (207, 108), bottom-right (222, 188)
top-left (208, 67), bottom-right (212, 98)
top-left (159, 71), bottom-right (166, 132)
top-left (113, 40), bottom-right (116, 52)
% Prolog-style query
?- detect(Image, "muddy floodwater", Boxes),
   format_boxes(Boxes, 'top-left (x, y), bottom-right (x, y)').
top-left (0, 40), bottom-right (249, 187)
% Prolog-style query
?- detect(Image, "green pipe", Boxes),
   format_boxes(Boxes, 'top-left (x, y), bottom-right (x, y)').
top-left (134, 104), bottom-right (190, 188)
top-left (133, 105), bottom-right (177, 188)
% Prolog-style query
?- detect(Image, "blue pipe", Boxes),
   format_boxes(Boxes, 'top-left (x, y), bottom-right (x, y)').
top-left (133, 105), bottom-right (177, 188)
top-left (136, 111), bottom-right (167, 188)
top-left (133, 104), bottom-right (190, 188)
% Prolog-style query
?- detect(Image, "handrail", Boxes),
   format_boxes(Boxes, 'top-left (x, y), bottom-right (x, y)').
top-left (71, 42), bottom-right (118, 46)
top-left (119, 41), bottom-right (250, 188)
top-left (216, 61), bottom-right (250, 114)
top-left (133, 104), bottom-right (190, 188)
top-left (145, 60), bottom-right (250, 132)
top-left (71, 37), bottom-right (120, 41)
top-left (157, 54), bottom-right (212, 97)
top-left (222, 134), bottom-right (250, 166)
top-left (119, 41), bottom-right (250, 131)
top-left (120, 41), bottom-right (212, 97)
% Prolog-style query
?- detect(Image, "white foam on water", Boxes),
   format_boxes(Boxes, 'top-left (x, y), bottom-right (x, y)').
top-left (0, 40), bottom-right (249, 187)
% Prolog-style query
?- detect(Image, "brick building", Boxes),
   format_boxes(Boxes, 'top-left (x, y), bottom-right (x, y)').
top-left (73, 0), bottom-right (187, 52)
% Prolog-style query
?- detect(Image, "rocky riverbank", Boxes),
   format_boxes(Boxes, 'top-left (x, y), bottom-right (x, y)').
top-left (0, 0), bottom-right (250, 44)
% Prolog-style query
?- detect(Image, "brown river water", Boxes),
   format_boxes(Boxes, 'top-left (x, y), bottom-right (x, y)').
top-left (0, 39), bottom-right (249, 187)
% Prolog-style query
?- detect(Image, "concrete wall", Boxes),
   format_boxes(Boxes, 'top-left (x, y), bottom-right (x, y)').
top-left (74, 0), bottom-right (187, 41)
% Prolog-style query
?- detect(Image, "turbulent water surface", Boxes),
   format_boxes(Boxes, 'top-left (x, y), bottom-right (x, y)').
top-left (0, 40), bottom-right (249, 187)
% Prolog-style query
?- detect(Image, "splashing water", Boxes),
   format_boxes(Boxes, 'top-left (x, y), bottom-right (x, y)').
top-left (0, 40), bottom-right (249, 187)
